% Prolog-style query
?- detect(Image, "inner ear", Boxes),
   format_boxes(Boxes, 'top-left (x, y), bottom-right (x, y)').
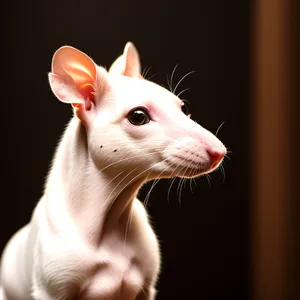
top-left (109, 42), bottom-right (141, 78)
top-left (124, 42), bottom-right (141, 77)
top-left (51, 46), bottom-right (97, 104)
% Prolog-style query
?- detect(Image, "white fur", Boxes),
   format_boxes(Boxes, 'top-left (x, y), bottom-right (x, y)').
top-left (0, 43), bottom-right (226, 300)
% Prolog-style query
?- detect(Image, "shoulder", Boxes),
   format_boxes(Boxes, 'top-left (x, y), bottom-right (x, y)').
top-left (132, 198), bottom-right (149, 222)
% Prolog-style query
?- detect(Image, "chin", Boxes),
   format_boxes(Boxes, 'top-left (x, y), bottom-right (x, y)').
top-left (150, 162), bottom-right (212, 179)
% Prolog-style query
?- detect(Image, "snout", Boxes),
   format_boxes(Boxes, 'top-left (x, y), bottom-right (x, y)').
top-left (207, 146), bottom-right (227, 170)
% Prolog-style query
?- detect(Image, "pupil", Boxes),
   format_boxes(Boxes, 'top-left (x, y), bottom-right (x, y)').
top-left (127, 107), bottom-right (150, 126)
top-left (181, 102), bottom-right (188, 115)
top-left (134, 110), bottom-right (144, 121)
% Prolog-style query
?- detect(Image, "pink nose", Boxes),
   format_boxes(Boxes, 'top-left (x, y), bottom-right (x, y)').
top-left (207, 148), bottom-right (226, 168)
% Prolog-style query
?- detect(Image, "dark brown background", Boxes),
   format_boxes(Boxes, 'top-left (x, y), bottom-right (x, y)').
top-left (1, 0), bottom-right (252, 299)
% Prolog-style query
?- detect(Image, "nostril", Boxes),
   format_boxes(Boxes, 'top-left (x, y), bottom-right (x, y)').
top-left (207, 148), bottom-right (226, 167)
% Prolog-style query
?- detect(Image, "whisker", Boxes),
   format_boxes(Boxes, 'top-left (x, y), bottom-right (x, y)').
top-left (143, 66), bottom-right (152, 79)
top-left (187, 164), bottom-right (200, 195)
top-left (106, 165), bottom-right (157, 214)
top-left (166, 157), bottom-right (188, 204)
top-left (185, 159), bottom-right (199, 196)
top-left (109, 156), bottom-right (171, 214)
top-left (170, 63), bottom-right (179, 93)
top-left (178, 176), bottom-right (188, 207)
top-left (99, 150), bottom-right (163, 173)
top-left (179, 177), bottom-right (186, 207)
top-left (112, 160), bottom-right (173, 251)
top-left (177, 159), bottom-right (195, 206)
top-left (143, 178), bottom-right (160, 209)
top-left (143, 156), bottom-right (182, 209)
top-left (215, 121), bottom-right (226, 137)
top-left (220, 164), bottom-right (226, 183)
top-left (124, 202), bottom-right (134, 252)
top-left (83, 170), bottom-right (125, 210)
top-left (147, 73), bottom-right (159, 81)
top-left (166, 75), bottom-right (171, 91)
top-left (205, 174), bottom-right (211, 188)
top-left (85, 170), bottom-right (124, 192)
top-left (189, 178), bottom-right (195, 195)
top-left (103, 167), bottom-right (139, 209)
top-left (189, 176), bottom-right (198, 194)
top-left (193, 178), bottom-right (198, 188)
top-left (173, 70), bottom-right (196, 95)
top-left (176, 177), bottom-right (184, 207)
top-left (167, 177), bottom-right (177, 204)
top-left (224, 154), bottom-right (231, 161)
top-left (189, 178), bottom-right (194, 195)
top-left (141, 66), bottom-right (147, 77)
top-left (176, 88), bottom-right (191, 98)
top-left (86, 150), bottom-right (164, 190)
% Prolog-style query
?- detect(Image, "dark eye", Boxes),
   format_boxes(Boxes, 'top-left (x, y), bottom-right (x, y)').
top-left (127, 108), bottom-right (151, 126)
top-left (181, 101), bottom-right (189, 115)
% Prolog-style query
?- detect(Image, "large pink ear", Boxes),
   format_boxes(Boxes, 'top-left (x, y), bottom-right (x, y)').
top-left (109, 42), bottom-right (141, 78)
top-left (49, 46), bottom-right (110, 125)
top-left (49, 46), bottom-right (97, 108)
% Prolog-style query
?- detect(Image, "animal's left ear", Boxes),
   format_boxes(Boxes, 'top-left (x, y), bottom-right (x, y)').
top-left (109, 42), bottom-right (141, 78)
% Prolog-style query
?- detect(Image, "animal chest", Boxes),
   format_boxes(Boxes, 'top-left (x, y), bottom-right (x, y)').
top-left (33, 204), bottom-right (159, 300)
top-left (79, 215), bottom-right (159, 299)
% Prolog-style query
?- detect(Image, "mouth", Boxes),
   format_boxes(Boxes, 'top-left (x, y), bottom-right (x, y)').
top-left (164, 156), bottom-right (211, 178)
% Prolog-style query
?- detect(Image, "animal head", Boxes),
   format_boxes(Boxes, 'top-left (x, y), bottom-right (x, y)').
top-left (48, 42), bottom-right (226, 180)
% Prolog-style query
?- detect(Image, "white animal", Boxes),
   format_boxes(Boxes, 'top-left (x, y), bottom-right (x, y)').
top-left (0, 42), bottom-right (226, 300)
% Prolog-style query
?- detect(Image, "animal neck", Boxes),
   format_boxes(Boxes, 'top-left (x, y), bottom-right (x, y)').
top-left (45, 117), bottom-right (146, 247)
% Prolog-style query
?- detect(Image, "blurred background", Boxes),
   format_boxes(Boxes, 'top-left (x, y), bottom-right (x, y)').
top-left (0, 0), bottom-right (298, 299)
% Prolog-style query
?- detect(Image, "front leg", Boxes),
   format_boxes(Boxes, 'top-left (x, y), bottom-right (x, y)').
top-left (31, 289), bottom-right (57, 300)
top-left (31, 277), bottom-right (80, 300)
top-left (31, 237), bottom-right (85, 300)
top-left (136, 287), bottom-right (157, 300)
top-left (31, 264), bottom-right (82, 300)
top-left (0, 287), bottom-right (7, 300)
